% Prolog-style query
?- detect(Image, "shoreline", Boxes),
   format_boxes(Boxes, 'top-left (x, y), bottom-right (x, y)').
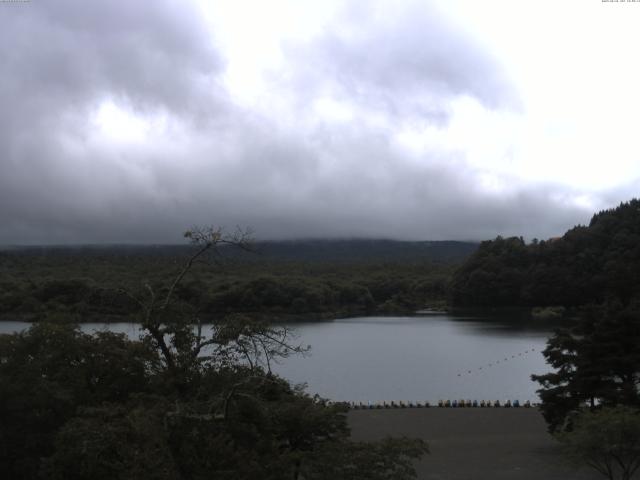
top-left (0, 306), bottom-right (544, 324)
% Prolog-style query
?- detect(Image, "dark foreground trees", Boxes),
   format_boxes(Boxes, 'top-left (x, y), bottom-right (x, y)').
top-left (533, 303), bottom-right (640, 479)
top-left (0, 227), bottom-right (427, 479)
top-left (532, 303), bottom-right (640, 433)
top-left (557, 407), bottom-right (640, 480)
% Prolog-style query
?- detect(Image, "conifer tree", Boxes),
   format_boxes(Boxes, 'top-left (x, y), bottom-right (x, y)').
top-left (533, 303), bottom-right (640, 432)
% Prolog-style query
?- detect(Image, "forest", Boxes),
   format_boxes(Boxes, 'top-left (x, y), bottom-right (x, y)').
top-left (5, 197), bottom-right (640, 324)
top-left (450, 199), bottom-right (640, 309)
top-left (0, 240), bottom-right (472, 323)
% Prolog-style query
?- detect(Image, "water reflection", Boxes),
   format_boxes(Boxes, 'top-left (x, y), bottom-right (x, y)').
top-left (273, 315), bottom-right (554, 403)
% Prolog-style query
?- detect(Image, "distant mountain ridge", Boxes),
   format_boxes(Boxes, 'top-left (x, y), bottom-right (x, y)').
top-left (249, 239), bottom-right (478, 263)
top-left (2, 239), bottom-right (478, 264)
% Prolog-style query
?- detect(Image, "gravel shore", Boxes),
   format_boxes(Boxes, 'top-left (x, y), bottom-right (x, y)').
top-left (348, 408), bottom-right (600, 480)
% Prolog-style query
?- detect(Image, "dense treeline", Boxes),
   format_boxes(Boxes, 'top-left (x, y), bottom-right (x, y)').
top-left (450, 199), bottom-right (640, 308)
top-left (2, 239), bottom-right (477, 264)
top-left (0, 245), bottom-right (457, 322)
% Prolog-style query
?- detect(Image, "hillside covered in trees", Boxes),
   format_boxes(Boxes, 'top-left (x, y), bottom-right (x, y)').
top-left (450, 199), bottom-right (640, 308)
top-left (0, 240), bottom-right (473, 322)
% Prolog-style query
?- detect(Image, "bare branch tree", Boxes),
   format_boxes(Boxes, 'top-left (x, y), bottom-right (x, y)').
top-left (118, 226), bottom-right (308, 383)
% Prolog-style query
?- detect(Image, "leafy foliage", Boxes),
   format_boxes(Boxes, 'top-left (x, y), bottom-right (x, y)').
top-left (557, 407), bottom-right (640, 480)
top-left (0, 228), bottom-right (428, 479)
top-left (532, 303), bottom-right (640, 432)
top-left (0, 323), bottom-right (155, 479)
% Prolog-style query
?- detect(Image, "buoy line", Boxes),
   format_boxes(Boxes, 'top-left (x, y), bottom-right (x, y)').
top-left (456, 347), bottom-right (537, 377)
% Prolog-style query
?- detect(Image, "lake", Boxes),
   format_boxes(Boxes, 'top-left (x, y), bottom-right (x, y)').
top-left (0, 313), bottom-right (554, 403)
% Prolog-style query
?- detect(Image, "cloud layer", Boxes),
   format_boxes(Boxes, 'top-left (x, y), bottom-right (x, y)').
top-left (0, 0), bottom-right (618, 244)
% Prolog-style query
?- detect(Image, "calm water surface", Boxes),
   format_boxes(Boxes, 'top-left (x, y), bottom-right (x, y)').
top-left (0, 314), bottom-right (554, 403)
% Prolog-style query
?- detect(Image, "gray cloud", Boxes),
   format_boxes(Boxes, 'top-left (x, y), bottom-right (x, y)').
top-left (0, 0), bottom-right (620, 245)
top-left (3, 0), bottom-right (221, 116)
top-left (281, 0), bottom-right (520, 124)
top-left (0, 0), bottom-right (225, 243)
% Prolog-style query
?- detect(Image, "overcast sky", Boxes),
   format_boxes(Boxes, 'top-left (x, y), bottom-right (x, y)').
top-left (1, 0), bottom-right (639, 244)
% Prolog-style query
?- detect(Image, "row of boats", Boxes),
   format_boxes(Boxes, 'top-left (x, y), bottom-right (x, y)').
top-left (348, 399), bottom-right (536, 409)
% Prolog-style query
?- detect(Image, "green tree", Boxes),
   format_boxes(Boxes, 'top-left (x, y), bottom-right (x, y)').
top-left (532, 303), bottom-right (640, 432)
top-left (557, 407), bottom-right (640, 480)
top-left (0, 323), bottom-right (153, 480)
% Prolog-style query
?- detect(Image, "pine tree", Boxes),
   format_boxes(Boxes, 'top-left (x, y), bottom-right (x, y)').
top-left (532, 303), bottom-right (640, 432)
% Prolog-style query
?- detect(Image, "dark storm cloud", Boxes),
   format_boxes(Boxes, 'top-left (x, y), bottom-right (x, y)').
top-left (0, 0), bottom-right (607, 244)
top-left (0, 0), bottom-right (225, 243)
